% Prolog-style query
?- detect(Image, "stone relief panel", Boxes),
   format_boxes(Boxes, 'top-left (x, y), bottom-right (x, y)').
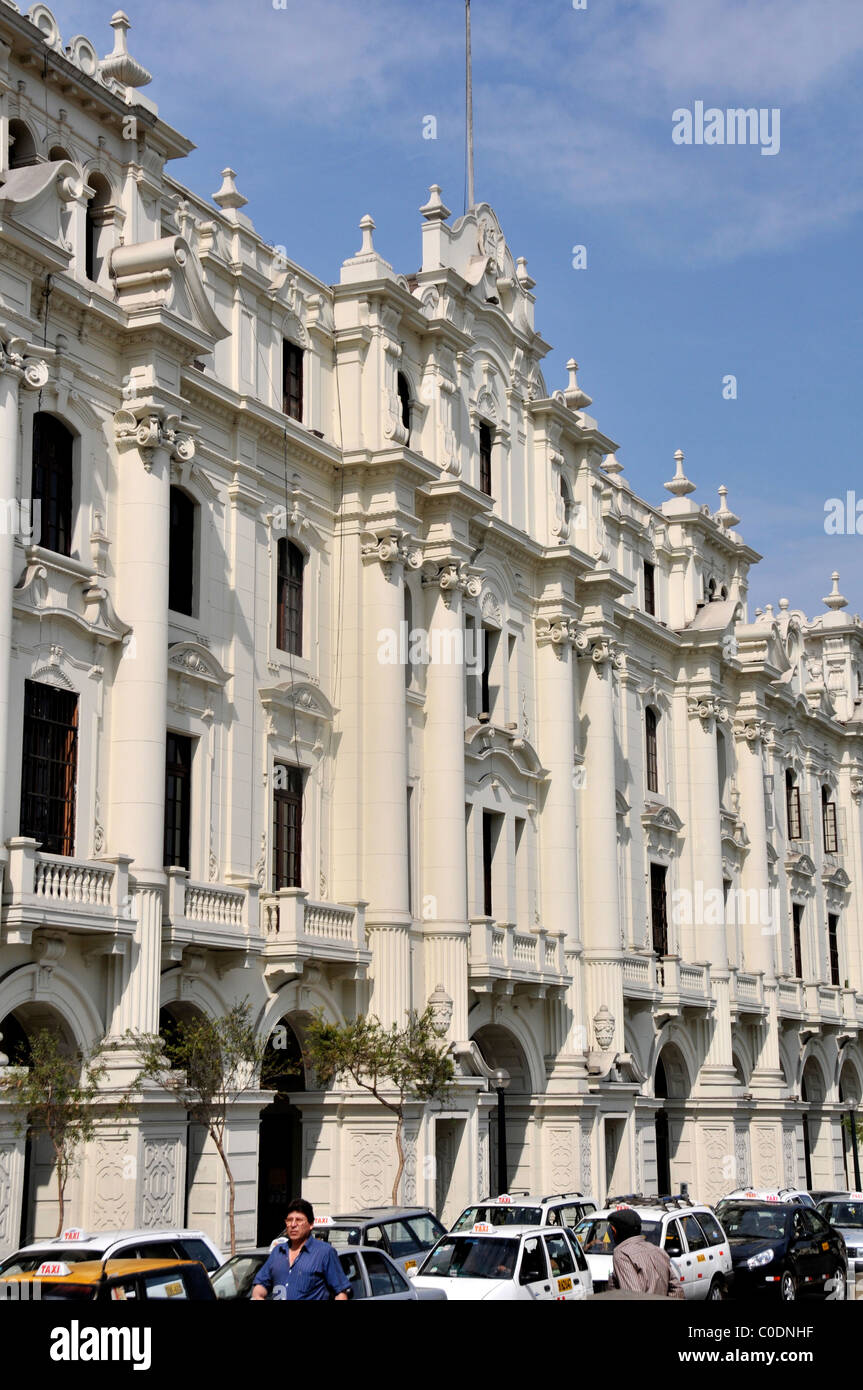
top-left (754, 1125), bottom-right (780, 1189)
top-left (783, 1128), bottom-right (797, 1187)
top-left (734, 1128), bottom-right (751, 1188)
top-left (548, 1127), bottom-right (575, 1192)
top-left (700, 1126), bottom-right (732, 1206)
top-left (0, 1146), bottom-right (12, 1247)
top-left (141, 1139), bottom-right (181, 1229)
top-left (580, 1127), bottom-right (592, 1194)
top-left (92, 1137), bottom-right (133, 1229)
top-left (478, 1125), bottom-right (490, 1199)
top-left (348, 1131), bottom-right (391, 1208)
top-left (402, 1128), bottom-right (417, 1206)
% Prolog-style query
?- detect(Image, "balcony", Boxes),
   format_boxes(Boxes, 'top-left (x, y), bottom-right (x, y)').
top-left (162, 868), bottom-right (262, 962)
top-left (729, 968), bottom-right (767, 1019)
top-left (776, 978), bottom-right (805, 1018)
top-left (2, 837), bottom-right (135, 952)
top-left (261, 888), bottom-right (371, 988)
top-left (469, 917), bottom-right (570, 996)
top-left (621, 951), bottom-right (713, 1020)
top-left (810, 983), bottom-right (842, 1023)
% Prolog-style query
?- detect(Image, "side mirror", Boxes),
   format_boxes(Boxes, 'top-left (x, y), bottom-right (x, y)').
top-left (667, 1245), bottom-right (682, 1258)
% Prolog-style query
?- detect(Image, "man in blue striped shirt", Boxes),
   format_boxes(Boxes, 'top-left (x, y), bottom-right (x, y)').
top-left (253, 1198), bottom-right (351, 1301)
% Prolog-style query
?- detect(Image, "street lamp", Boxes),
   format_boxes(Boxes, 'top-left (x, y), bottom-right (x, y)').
top-left (492, 1068), bottom-right (510, 1197)
top-left (850, 1103), bottom-right (862, 1190)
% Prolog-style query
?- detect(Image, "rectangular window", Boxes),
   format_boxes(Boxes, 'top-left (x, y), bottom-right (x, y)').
top-left (828, 913), bottom-right (840, 987)
top-left (273, 764), bottom-right (303, 890)
top-left (643, 561), bottom-right (656, 617)
top-left (168, 487), bottom-right (195, 616)
top-left (164, 733), bottom-right (193, 869)
top-left (479, 421), bottom-right (492, 496)
top-left (480, 626), bottom-right (499, 720)
top-left (822, 797), bottom-right (838, 854)
top-left (406, 785), bottom-right (414, 918)
top-left (786, 780), bottom-right (802, 840)
top-left (282, 340), bottom-right (304, 421)
top-left (792, 902), bottom-right (804, 979)
top-left (20, 680), bottom-right (78, 856)
top-left (32, 414), bottom-right (73, 557)
top-left (645, 709), bottom-right (659, 795)
top-left (650, 863), bottom-right (668, 957)
top-left (514, 816), bottom-right (527, 926)
top-left (277, 540), bottom-right (303, 656)
top-left (465, 615), bottom-right (477, 719)
top-left (482, 811), bottom-right (503, 918)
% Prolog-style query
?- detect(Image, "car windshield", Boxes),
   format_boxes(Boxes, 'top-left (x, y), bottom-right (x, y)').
top-left (0, 1250), bottom-right (99, 1276)
top-left (573, 1219), bottom-right (613, 1251)
top-left (418, 1237), bottom-right (519, 1279)
top-left (211, 1255), bottom-right (266, 1299)
top-left (819, 1202), bottom-right (863, 1229)
top-left (638, 1222), bottom-right (663, 1246)
top-left (317, 1227), bottom-right (362, 1247)
top-left (451, 1206), bottom-right (539, 1231)
top-left (716, 1205), bottom-right (787, 1240)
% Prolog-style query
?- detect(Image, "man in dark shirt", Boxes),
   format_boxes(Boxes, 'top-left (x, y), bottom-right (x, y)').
top-left (253, 1197), bottom-right (350, 1301)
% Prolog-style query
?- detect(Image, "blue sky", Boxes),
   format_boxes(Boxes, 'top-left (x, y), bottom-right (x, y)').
top-left (57, 0), bottom-right (863, 615)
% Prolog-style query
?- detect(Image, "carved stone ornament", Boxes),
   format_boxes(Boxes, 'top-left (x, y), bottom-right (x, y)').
top-left (687, 696), bottom-right (729, 725)
top-left (113, 406), bottom-right (197, 473)
top-left (535, 615), bottom-right (576, 655)
top-left (571, 630), bottom-right (622, 668)
top-left (360, 529), bottom-right (423, 580)
top-left (423, 559), bottom-right (483, 609)
top-left (593, 1004), bottom-right (616, 1051)
top-left (732, 716), bottom-right (766, 744)
top-left (0, 333), bottom-right (50, 391)
top-left (427, 983), bottom-right (454, 1033)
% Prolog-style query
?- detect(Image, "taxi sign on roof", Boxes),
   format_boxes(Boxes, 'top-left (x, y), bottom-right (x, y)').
top-left (496, 1195), bottom-right (512, 1204)
top-left (36, 1262), bottom-right (70, 1277)
top-left (313, 1216), bottom-right (334, 1226)
top-left (60, 1229), bottom-right (85, 1241)
top-left (472, 1223), bottom-right (492, 1233)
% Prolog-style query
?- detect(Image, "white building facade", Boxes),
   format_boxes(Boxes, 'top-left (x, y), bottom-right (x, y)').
top-left (2, 4), bottom-right (863, 1253)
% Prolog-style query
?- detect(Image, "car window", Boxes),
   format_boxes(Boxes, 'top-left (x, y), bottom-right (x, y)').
top-left (420, 1236), bottom-right (519, 1279)
top-left (638, 1221), bottom-right (663, 1247)
top-left (543, 1232), bottom-right (575, 1277)
top-left (696, 1212), bottom-right (725, 1246)
top-left (107, 1278), bottom-right (139, 1301)
top-left (0, 1250), bottom-right (97, 1275)
top-left (364, 1252), bottom-right (407, 1296)
top-left (211, 1256), bottom-right (266, 1299)
top-left (338, 1252), bottom-right (367, 1300)
top-left (717, 1205), bottom-right (787, 1240)
top-left (178, 1238), bottom-right (219, 1272)
top-left (362, 1225), bottom-right (386, 1250)
top-left (805, 1210), bottom-right (830, 1236)
top-left (452, 1205), bottom-right (540, 1230)
top-left (792, 1211), bottom-right (807, 1238)
top-left (320, 1226), bottom-right (361, 1247)
top-left (574, 1218), bottom-right (614, 1253)
top-left (563, 1228), bottom-right (589, 1272)
top-left (382, 1220), bottom-right (419, 1257)
top-left (545, 1208), bottom-right (560, 1226)
top-left (405, 1215), bottom-right (445, 1248)
top-left (121, 1242), bottom-right (180, 1261)
top-left (142, 1270), bottom-right (188, 1300)
top-left (680, 1215), bottom-right (707, 1252)
top-left (821, 1202), bottom-right (863, 1228)
top-left (518, 1237), bottom-right (548, 1285)
top-left (664, 1220), bottom-right (683, 1255)
top-left (38, 1281), bottom-right (99, 1301)
top-left (558, 1205), bottom-right (584, 1228)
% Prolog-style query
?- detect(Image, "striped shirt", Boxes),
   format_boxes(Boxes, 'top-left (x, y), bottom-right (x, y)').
top-left (610, 1235), bottom-right (685, 1298)
top-left (253, 1235), bottom-right (351, 1301)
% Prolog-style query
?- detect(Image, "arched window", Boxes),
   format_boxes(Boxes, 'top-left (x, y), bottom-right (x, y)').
top-left (8, 119), bottom-right (37, 170)
top-left (645, 706), bottom-right (659, 794)
top-left (277, 539), bottom-right (304, 656)
top-left (32, 413), bottom-right (74, 556)
top-left (85, 173), bottom-right (112, 283)
top-left (785, 770), bottom-right (802, 841)
top-left (48, 145), bottom-right (72, 163)
top-left (168, 487), bottom-right (196, 616)
top-left (716, 729), bottom-right (728, 805)
top-left (822, 785), bottom-right (838, 854)
top-left (397, 372), bottom-right (411, 444)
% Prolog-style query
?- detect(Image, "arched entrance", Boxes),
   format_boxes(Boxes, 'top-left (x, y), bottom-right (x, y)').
top-left (257, 1017), bottom-right (305, 1245)
top-left (838, 1061), bottom-right (862, 1188)
top-left (158, 1002), bottom-right (212, 1229)
top-left (800, 1056), bottom-right (829, 1189)
top-left (653, 1043), bottom-right (690, 1197)
top-left (472, 1024), bottom-right (533, 1201)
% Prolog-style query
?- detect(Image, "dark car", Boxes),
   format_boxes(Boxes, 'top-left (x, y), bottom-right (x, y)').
top-left (715, 1199), bottom-right (847, 1301)
top-left (210, 1244), bottom-right (446, 1300)
top-left (310, 1207), bottom-right (447, 1274)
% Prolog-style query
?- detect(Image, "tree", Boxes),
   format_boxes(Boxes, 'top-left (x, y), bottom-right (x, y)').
top-left (0, 1030), bottom-right (114, 1237)
top-left (304, 1006), bottom-right (454, 1205)
top-left (127, 1001), bottom-right (268, 1255)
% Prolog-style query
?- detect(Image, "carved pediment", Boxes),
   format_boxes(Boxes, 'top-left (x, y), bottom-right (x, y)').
top-left (14, 550), bottom-right (130, 646)
top-left (465, 723), bottom-right (547, 782)
top-left (168, 642), bottom-right (230, 686)
top-left (259, 680), bottom-right (337, 727)
top-left (111, 236), bottom-right (229, 352)
top-left (641, 801), bottom-right (684, 834)
top-left (0, 160), bottom-right (80, 262)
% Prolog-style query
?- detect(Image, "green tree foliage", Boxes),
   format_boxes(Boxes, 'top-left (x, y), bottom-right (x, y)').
top-left (305, 1007), bottom-right (454, 1205)
top-left (126, 1001), bottom-right (268, 1254)
top-left (0, 1030), bottom-right (114, 1237)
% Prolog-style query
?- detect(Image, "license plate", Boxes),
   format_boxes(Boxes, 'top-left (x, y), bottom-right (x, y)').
top-left (822, 1242), bottom-right (829, 1251)
top-left (405, 1260), bottom-right (417, 1270)
top-left (557, 1277), bottom-right (573, 1292)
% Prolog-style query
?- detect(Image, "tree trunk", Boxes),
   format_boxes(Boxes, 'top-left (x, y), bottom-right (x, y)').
top-left (391, 1114), bottom-right (405, 1207)
top-left (212, 1129), bottom-right (237, 1255)
top-left (54, 1155), bottom-right (65, 1237)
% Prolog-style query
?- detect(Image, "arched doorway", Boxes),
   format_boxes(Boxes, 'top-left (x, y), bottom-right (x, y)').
top-left (257, 1017), bottom-right (305, 1245)
top-left (653, 1043), bottom-right (690, 1197)
top-left (158, 1003), bottom-right (211, 1228)
top-left (472, 1024), bottom-right (533, 1204)
top-left (800, 1057), bottom-right (829, 1189)
top-left (838, 1062), bottom-right (862, 1188)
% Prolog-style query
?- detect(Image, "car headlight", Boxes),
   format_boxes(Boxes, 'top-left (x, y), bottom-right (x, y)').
top-left (746, 1248), bottom-right (775, 1270)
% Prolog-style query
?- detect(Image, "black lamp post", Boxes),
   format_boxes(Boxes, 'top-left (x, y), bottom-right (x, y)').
top-left (850, 1104), bottom-right (862, 1190)
top-left (492, 1068), bottom-right (510, 1197)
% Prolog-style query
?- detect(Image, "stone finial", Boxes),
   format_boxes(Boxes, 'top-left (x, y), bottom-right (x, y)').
top-left (779, 597), bottom-right (789, 611)
top-left (358, 214), bottom-right (376, 256)
top-left (427, 983), bottom-right (453, 1032)
top-left (603, 452), bottom-right (624, 476)
top-left (420, 185), bottom-right (451, 222)
top-left (100, 11), bottom-right (152, 88)
top-left (664, 448), bottom-right (696, 497)
top-left (563, 359), bottom-right (592, 411)
top-left (823, 571), bottom-right (848, 612)
top-left (592, 1004), bottom-right (616, 1051)
top-left (764, 603), bottom-right (774, 619)
top-left (715, 484), bottom-right (740, 529)
top-left (212, 168), bottom-right (248, 212)
top-left (515, 256), bottom-right (535, 290)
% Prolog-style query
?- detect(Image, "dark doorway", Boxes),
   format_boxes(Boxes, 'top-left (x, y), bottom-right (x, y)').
top-left (257, 1019), bottom-right (305, 1245)
top-left (801, 1073), bottom-right (813, 1190)
top-left (655, 1054), bottom-right (671, 1195)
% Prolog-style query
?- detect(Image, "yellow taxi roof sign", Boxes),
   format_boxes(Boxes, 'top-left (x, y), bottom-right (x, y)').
top-left (472, 1223), bottom-right (492, 1233)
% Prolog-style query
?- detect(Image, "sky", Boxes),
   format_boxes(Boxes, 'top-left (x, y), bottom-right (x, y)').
top-left (53, 0), bottom-right (863, 616)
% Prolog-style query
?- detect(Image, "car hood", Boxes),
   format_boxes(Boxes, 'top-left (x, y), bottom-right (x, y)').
top-left (727, 1236), bottom-right (780, 1263)
top-left (412, 1275), bottom-right (510, 1301)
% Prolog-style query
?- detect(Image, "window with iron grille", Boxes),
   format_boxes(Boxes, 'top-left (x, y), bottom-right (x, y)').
top-left (164, 733), bottom-right (193, 869)
top-left (277, 539), bottom-right (304, 655)
top-left (282, 340), bottom-right (303, 421)
top-left (168, 486), bottom-right (195, 616)
top-left (273, 765), bottom-right (303, 890)
top-left (32, 413), bottom-right (73, 557)
top-left (786, 772), bottom-right (802, 840)
top-left (650, 863), bottom-right (668, 957)
top-left (822, 787), bottom-right (838, 854)
top-left (645, 707), bottom-right (659, 795)
top-left (644, 561), bottom-right (656, 617)
top-left (792, 902), bottom-right (804, 979)
top-left (479, 421), bottom-right (492, 496)
top-left (828, 913), bottom-right (840, 987)
top-left (20, 680), bottom-right (78, 856)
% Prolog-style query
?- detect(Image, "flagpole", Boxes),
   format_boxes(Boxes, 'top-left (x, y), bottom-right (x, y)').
top-left (466, 0), bottom-right (475, 209)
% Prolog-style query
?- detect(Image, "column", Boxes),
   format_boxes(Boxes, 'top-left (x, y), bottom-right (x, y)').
top-left (0, 337), bottom-right (49, 840)
top-left (577, 636), bottom-right (624, 1055)
top-left (735, 716), bottom-right (785, 1091)
top-left (421, 559), bottom-right (477, 1043)
top-left (361, 531), bottom-right (414, 1027)
top-left (107, 406), bottom-right (194, 1042)
top-left (687, 696), bottom-right (735, 1086)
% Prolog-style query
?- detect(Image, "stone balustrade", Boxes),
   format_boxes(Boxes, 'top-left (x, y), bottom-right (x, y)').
top-left (468, 916), bottom-right (569, 995)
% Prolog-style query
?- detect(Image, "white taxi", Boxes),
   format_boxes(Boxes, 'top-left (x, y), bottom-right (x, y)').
top-left (573, 1199), bottom-right (733, 1300)
top-left (721, 1187), bottom-right (815, 1208)
top-left (411, 1222), bottom-right (593, 1301)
